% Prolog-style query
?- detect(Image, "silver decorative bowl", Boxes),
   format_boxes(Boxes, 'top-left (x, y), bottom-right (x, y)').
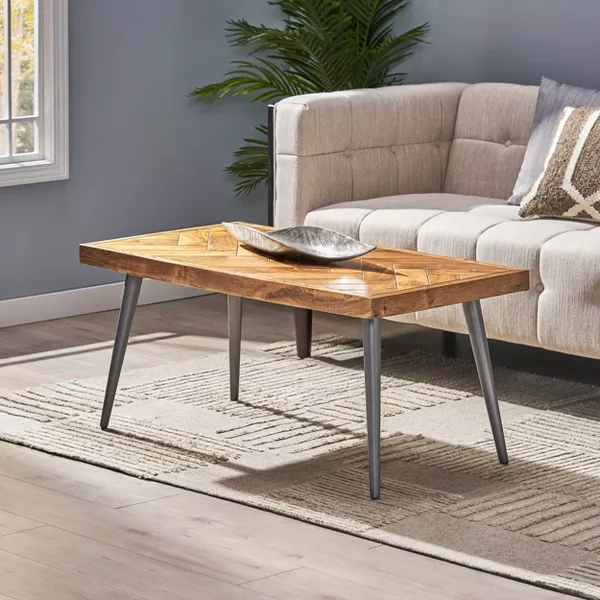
top-left (223, 222), bottom-right (376, 263)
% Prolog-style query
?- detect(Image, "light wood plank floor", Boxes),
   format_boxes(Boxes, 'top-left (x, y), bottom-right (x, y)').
top-left (0, 294), bottom-right (580, 599)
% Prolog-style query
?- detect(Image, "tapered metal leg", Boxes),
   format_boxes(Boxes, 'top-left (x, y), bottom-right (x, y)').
top-left (294, 308), bottom-right (312, 359)
top-left (363, 318), bottom-right (381, 500)
top-left (100, 275), bottom-right (143, 430)
top-left (228, 295), bottom-right (243, 401)
top-left (463, 300), bottom-right (508, 465)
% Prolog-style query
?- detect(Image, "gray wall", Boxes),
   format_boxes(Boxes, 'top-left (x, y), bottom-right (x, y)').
top-left (2, 0), bottom-right (600, 300)
top-left (402, 0), bottom-right (600, 89)
top-left (0, 0), bottom-right (275, 301)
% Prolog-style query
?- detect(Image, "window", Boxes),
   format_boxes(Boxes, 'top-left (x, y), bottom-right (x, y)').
top-left (0, 0), bottom-right (67, 187)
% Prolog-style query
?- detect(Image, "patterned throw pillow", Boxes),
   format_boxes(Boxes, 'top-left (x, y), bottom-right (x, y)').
top-left (508, 77), bottom-right (600, 206)
top-left (519, 106), bottom-right (600, 222)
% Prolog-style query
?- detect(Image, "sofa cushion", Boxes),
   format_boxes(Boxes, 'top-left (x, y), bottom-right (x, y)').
top-left (412, 211), bottom-right (512, 331)
top-left (509, 77), bottom-right (600, 206)
top-left (275, 83), bottom-right (468, 228)
top-left (304, 193), bottom-right (504, 240)
top-left (444, 83), bottom-right (538, 200)
top-left (412, 211), bottom-right (596, 350)
top-left (520, 106), bottom-right (600, 223)
top-left (469, 204), bottom-right (520, 220)
top-left (477, 219), bottom-right (594, 347)
top-left (539, 228), bottom-right (600, 357)
top-left (307, 192), bottom-right (600, 357)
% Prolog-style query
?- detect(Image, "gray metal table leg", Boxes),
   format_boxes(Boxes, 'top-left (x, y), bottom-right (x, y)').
top-left (462, 300), bottom-right (508, 465)
top-left (100, 275), bottom-right (143, 430)
top-left (294, 308), bottom-right (312, 359)
top-left (363, 318), bottom-right (381, 500)
top-left (228, 295), bottom-right (243, 401)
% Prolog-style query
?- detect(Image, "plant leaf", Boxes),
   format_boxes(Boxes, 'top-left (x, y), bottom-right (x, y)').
top-left (192, 0), bottom-right (429, 196)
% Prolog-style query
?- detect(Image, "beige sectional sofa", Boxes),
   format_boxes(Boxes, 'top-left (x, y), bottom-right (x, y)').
top-left (273, 83), bottom-right (600, 359)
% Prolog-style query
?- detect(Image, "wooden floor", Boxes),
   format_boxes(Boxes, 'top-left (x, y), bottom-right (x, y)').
top-left (0, 294), bottom-right (580, 600)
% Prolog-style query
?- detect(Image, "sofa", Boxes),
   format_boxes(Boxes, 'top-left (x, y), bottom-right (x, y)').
top-left (273, 82), bottom-right (600, 360)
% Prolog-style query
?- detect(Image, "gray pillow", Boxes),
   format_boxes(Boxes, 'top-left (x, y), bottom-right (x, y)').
top-left (508, 77), bottom-right (600, 206)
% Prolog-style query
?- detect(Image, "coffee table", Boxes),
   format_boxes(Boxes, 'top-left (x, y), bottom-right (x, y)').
top-left (80, 223), bottom-right (529, 499)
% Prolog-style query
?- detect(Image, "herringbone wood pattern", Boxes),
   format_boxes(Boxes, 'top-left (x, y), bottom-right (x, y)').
top-left (80, 223), bottom-right (529, 318)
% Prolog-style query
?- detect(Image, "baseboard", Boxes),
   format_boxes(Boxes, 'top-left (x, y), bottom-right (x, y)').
top-left (0, 280), bottom-right (210, 328)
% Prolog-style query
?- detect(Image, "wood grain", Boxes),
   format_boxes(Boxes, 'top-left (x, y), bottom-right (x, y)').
top-left (80, 223), bottom-right (529, 318)
top-left (300, 543), bottom-right (574, 600)
top-left (242, 566), bottom-right (420, 600)
top-left (119, 489), bottom-right (376, 560)
top-left (0, 443), bottom-right (178, 509)
top-left (0, 527), bottom-right (274, 600)
top-left (0, 474), bottom-right (302, 586)
top-left (0, 509), bottom-right (42, 537)
top-left (0, 547), bottom-right (140, 600)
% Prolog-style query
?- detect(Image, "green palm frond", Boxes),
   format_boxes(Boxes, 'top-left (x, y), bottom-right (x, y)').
top-left (226, 125), bottom-right (270, 197)
top-left (190, 0), bottom-right (429, 196)
top-left (356, 22), bottom-right (431, 87)
top-left (276, 0), bottom-right (349, 34)
top-left (344, 0), bottom-right (407, 47)
top-left (190, 58), bottom-right (307, 103)
top-left (226, 20), bottom-right (292, 55)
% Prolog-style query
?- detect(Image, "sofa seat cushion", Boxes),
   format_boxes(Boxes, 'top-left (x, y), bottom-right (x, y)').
top-left (306, 193), bottom-right (600, 357)
top-left (417, 214), bottom-right (600, 358)
top-left (304, 193), bottom-right (505, 240)
top-left (538, 228), bottom-right (600, 356)
top-left (415, 213), bottom-right (595, 347)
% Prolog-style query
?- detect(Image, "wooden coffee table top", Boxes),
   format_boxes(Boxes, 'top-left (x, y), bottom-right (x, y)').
top-left (80, 223), bottom-right (529, 319)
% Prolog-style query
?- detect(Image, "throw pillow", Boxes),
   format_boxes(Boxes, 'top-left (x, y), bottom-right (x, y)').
top-left (508, 77), bottom-right (600, 206)
top-left (519, 106), bottom-right (600, 222)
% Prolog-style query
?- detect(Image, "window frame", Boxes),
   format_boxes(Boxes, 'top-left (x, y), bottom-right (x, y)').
top-left (0, 0), bottom-right (68, 187)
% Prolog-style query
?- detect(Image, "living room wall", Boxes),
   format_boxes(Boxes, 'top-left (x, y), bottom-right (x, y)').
top-left (402, 0), bottom-right (600, 89)
top-left (0, 0), bottom-right (274, 301)
top-left (1, 0), bottom-right (600, 301)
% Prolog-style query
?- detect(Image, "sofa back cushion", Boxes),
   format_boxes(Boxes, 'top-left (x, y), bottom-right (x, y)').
top-left (274, 83), bottom-right (468, 227)
top-left (443, 83), bottom-right (539, 199)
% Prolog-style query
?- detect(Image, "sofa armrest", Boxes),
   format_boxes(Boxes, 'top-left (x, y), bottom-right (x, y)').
top-left (274, 83), bottom-right (469, 227)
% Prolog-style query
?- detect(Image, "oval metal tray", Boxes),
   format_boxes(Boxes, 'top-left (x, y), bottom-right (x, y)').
top-left (223, 222), bottom-right (375, 263)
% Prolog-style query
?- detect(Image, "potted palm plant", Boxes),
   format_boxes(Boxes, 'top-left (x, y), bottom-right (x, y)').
top-left (190, 0), bottom-right (429, 197)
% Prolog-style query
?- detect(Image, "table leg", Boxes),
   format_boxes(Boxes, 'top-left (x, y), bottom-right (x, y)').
top-left (294, 308), bottom-right (312, 359)
top-left (100, 275), bottom-right (143, 430)
top-left (228, 295), bottom-right (243, 401)
top-left (362, 318), bottom-right (381, 500)
top-left (462, 300), bottom-right (508, 465)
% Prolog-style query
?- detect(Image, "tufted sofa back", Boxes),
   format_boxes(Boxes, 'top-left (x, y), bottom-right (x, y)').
top-left (443, 83), bottom-right (539, 199)
top-left (274, 82), bottom-right (540, 227)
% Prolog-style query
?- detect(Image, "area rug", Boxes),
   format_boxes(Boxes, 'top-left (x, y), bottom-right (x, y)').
top-left (3, 336), bottom-right (600, 598)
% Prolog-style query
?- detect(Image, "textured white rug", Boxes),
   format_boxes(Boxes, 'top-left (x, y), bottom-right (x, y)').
top-left (2, 336), bottom-right (600, 599)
